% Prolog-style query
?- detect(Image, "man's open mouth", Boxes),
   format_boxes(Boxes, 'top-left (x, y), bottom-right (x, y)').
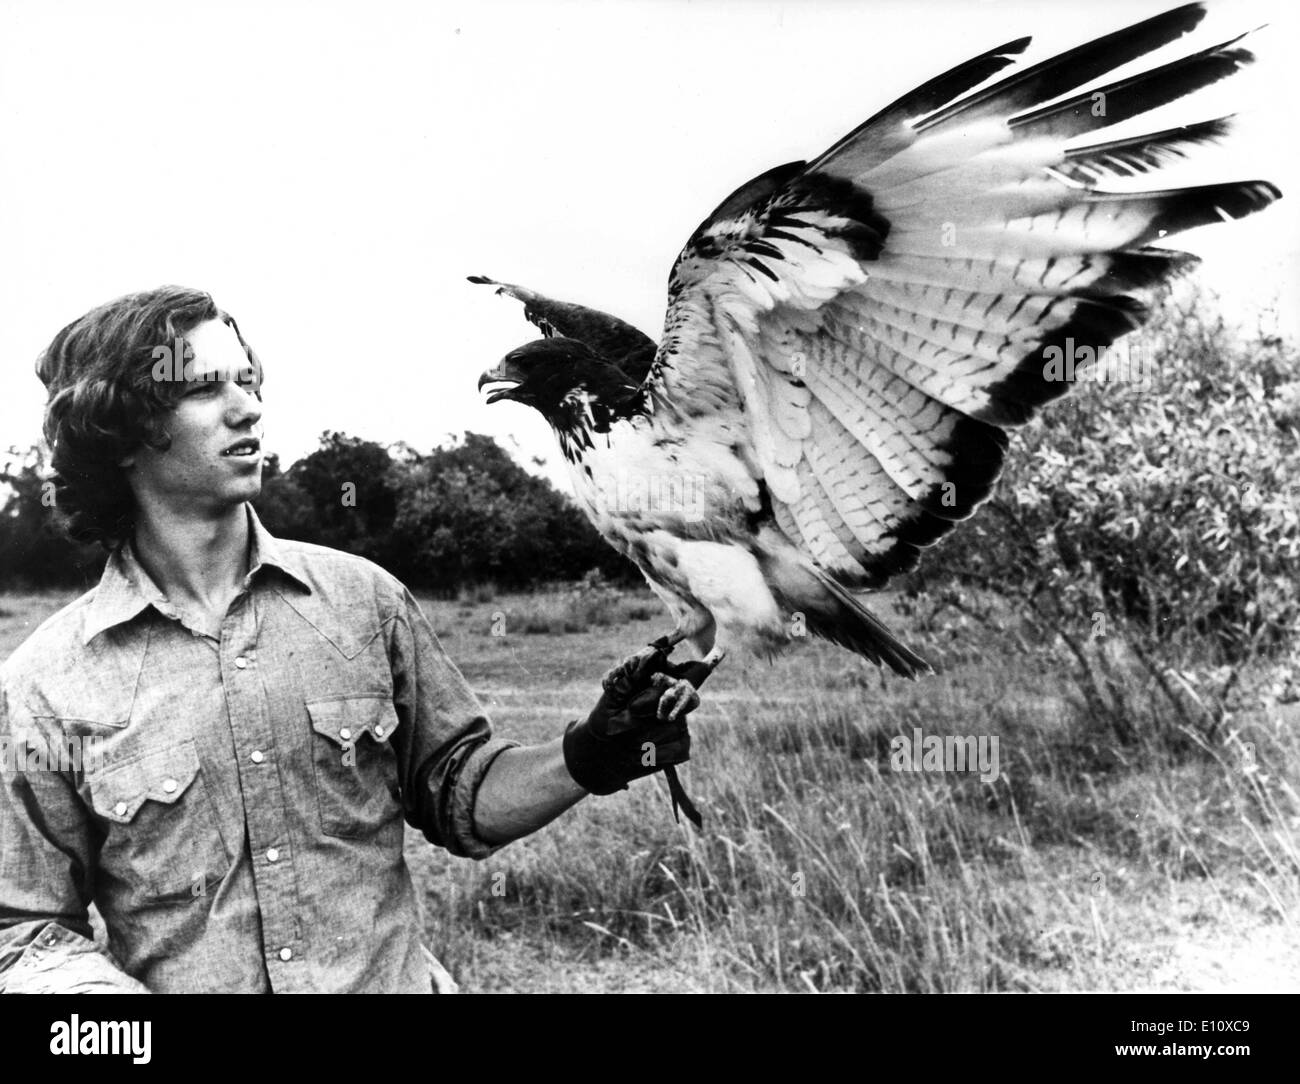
top-left (222, 438), bottom-right (261, 458)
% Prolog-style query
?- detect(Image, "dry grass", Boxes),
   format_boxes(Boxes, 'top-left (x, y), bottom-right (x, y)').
top-left (5, 584), bottom-right (1297, 992)
top-left (409, 586), bottom-right (1300, 992)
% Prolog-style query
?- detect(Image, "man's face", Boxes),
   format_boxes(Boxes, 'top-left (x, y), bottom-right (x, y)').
top-left (121, 318), bottom-right (265, 518)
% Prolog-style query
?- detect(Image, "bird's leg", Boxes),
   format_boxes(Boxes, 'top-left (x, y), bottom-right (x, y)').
top-left (636, 623), bottom-right (721, 834)
top-left (650, 643), bottom-right (724, 726)
top-left (653, 635), bottom-right (727, 835)
top-left (601, 626), bottom-right (688, 691)
top-left (647, 628), bottom-right (689, 653)
top-left (654, 639), bottom-right (726, 721)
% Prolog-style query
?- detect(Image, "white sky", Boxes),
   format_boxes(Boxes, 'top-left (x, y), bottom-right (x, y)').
top-left (1, 0), bottom-right (1296, 495)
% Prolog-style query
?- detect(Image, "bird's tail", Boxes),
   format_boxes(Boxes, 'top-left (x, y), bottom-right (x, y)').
top-left (810, 569), bottom-right (932, 679)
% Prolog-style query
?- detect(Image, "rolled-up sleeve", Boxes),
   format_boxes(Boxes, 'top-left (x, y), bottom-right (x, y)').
top-left (0, 680), bottom-right (148, 993)
top-left (387, 589), bottom-right (518, 859)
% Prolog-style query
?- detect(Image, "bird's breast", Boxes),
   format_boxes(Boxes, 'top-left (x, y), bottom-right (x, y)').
top-left (561, 414), bottom-right (761, 550)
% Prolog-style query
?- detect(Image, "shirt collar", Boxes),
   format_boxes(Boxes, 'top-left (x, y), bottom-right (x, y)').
top-left (82, 504), bottom-right (313, 644)
top-left (244, 505), bottom-right (313, 596)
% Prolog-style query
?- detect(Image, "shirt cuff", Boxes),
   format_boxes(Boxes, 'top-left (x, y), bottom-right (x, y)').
top-left (1, 922), bottom-right (150, 994)
top-left (449, 737), bottom-right (521, 859)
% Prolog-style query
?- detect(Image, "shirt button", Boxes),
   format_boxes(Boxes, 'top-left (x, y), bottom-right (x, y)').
top-left (266, 847), bottom-right (280, 863)
top-left (250, 750), bottom-right (264, 764)
top-left (114, 801), bottom-right (128, 816)
top-left (279, 947), bottom-right (293, 962)
top-left (234, 656), bottom-right (249, 669)
top-left (339, 727), bottom-right (352, 741)
top-left (162, 778), bottom-right (178, 794)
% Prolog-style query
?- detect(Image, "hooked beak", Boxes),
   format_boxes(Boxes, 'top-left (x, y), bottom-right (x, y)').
top-left (478, 360), bottom-right (525, 404)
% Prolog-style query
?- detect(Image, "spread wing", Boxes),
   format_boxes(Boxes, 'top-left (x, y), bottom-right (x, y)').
top-left (467, 275), bottom-right (658, 382)
top-left (643, 2), bottom-right (1280, 588)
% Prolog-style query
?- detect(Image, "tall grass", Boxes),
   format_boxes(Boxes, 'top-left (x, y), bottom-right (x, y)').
top-left (417, 596), bottom-right (1300, 991)
top-left (508, 573), bottom-right (657, 634)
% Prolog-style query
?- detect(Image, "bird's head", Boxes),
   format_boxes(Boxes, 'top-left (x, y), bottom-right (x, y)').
top-left (478, 337), bottom-right (641, 437)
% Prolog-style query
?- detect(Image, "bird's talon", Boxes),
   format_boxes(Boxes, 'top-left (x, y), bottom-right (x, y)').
top-left (602, 645), bottom-right (665, 690)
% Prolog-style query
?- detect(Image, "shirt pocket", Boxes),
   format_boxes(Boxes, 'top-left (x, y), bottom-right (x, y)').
top-left (85, 740), bottom-right (232, 900)
top-left (306, 696), bottom-right (402, 839)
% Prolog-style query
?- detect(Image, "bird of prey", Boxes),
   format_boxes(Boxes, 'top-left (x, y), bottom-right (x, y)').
top-left (474, 3), bottom-right (1280, 681)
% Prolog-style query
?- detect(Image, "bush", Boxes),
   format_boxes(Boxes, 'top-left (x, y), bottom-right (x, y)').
top-left (913, 285), bottom-right (1300, 665)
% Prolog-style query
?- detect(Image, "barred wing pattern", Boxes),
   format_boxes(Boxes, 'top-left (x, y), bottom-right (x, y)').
top-left (645, 3), bottom-right (1280, 589)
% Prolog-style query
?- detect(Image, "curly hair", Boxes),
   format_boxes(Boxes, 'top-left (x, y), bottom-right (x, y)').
top-left (36, 286), bottom-right (263, 548)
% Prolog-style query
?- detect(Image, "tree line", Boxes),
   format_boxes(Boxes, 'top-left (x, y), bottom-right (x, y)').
top-left (0, 431), bottom-right (636, 593)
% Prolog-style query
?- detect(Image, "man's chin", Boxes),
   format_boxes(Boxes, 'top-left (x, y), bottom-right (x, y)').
top-left (223, 464), bottom-right (264, 502)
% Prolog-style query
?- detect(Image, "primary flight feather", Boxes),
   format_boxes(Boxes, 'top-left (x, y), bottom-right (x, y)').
top-left (474, 3), bottom-right (1280, 679)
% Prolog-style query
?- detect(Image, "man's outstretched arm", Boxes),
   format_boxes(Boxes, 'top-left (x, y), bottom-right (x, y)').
top-left (470, 736), bottom-right (584, 845)
top-left (472, 649), bottom-right (701, 845)
top-left (390, 587), bottom-right (699, 855)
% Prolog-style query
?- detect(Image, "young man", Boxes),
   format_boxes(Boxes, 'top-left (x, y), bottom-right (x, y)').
top-left (0, 286), bottom-right (699, 993)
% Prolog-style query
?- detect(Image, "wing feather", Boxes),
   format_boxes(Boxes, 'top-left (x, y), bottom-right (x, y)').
top-left (640, 2), bottom-right (1280, 589)
top-left (468, 276), bottom-right (658, 381)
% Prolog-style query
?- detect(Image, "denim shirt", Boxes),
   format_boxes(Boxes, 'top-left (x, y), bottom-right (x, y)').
top-left (0, 508), bottom-right (516, 992)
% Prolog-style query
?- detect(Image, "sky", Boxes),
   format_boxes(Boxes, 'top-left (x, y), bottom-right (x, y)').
top-left (1, 0), bottom-right (1296, 496)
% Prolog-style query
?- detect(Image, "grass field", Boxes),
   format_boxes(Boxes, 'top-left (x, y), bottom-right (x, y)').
top-left (3, 584), bottom-right (1297, 992)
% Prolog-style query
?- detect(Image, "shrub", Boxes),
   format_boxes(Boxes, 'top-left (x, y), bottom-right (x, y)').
top-left (913, 285), bottom-right (1300, 666)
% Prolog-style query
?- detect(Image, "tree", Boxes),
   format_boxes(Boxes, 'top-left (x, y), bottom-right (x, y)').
top-left (1, 429), bottom-right (630, 593)
top-left (388, 432), bottom-right (634, 591)
top-left (252, 430), bottom-right (633, 592)
top-left (0, 445), bottom-right (105, 588)
top-left (266, 431), bottom-right (403, 568)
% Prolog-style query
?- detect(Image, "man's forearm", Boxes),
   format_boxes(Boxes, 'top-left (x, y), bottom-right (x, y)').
top-left (471, 736), bottom-right (588, 845)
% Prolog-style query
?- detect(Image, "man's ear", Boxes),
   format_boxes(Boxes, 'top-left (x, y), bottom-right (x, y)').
top-left (119, 434), bottom-right (156, 469)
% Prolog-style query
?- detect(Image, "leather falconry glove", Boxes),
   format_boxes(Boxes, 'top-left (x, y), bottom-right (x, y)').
top-left (563, 646), bottom-right (712, 828)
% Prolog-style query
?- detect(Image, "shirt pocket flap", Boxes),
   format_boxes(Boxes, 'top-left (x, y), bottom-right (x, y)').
top-left (307, 697), bottom-right (401, 748)
top-left (88, 742), bottom-right (202, 824)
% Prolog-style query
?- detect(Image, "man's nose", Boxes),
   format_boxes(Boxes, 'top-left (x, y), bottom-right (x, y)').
top-left (224, 383), bottom-right (263, 426)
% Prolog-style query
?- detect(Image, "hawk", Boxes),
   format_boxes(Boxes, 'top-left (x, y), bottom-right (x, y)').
top-left (475, 2), bottom-right (1280, 681)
